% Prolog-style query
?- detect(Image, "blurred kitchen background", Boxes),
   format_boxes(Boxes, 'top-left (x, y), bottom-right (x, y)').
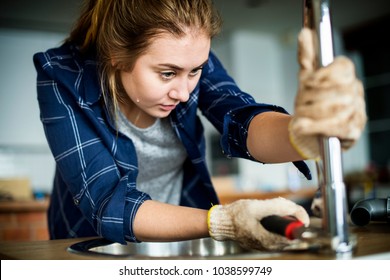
top-left (1, 0), bottom-right (389, 240)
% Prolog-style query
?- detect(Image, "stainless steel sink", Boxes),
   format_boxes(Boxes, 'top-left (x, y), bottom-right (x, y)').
top-left (68, 237), bottom-right (280, 259)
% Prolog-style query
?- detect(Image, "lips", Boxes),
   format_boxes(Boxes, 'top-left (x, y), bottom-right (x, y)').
top-left (160, 104), bottom-right (177, 111)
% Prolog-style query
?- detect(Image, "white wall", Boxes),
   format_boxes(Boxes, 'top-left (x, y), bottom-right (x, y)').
top-left (0, 28), bottom-right (66, 193)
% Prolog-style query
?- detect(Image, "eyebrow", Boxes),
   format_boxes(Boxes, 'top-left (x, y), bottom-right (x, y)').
top-left (157, 59), bottom-right (209, 71)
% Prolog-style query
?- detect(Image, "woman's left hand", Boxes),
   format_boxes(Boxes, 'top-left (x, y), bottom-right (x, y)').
top-left (289, 28), bottom-right (367, 159)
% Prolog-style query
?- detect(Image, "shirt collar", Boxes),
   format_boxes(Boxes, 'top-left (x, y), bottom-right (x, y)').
top-left (82, 59), bottom-right (102, 105)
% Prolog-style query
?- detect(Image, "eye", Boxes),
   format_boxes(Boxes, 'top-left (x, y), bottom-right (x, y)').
top-left (189, 67), bottom-right (203, 77)
top-left (161, 71), bottom-right (176, 81)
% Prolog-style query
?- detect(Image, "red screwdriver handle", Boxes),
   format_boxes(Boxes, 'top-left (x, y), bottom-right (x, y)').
top-left (260, 215), bottom-right (304, 240)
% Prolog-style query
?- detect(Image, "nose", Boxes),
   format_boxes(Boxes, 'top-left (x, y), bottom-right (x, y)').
top-left (168, 78), bottom-right (191, 103)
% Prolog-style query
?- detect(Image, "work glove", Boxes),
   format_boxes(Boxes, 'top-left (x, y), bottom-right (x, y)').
top-left (207, 197), bottom-right (310, 251)
top-left (289, 28), bottom-right (367, 160)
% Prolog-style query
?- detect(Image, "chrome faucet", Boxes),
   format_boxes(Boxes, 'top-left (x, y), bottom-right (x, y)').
top-left (303, 0), bottom-right (355, 254)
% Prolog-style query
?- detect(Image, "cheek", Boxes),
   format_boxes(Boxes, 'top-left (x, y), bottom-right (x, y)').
top-left (137, 77), bottom-right (168, 102)
top-left (121, 72), bottom-right (166, 102)
top-left (120, 72), bottom-right (135, 97)
top-left (189, 77), bottom-right (201, 93)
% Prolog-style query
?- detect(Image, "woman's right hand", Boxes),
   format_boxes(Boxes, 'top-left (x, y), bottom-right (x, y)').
top-left (207, 197), bottom-right (310, 251)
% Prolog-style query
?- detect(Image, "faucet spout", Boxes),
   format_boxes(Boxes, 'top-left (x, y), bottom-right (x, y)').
top-left (303, 0), bottom-right (355, 254)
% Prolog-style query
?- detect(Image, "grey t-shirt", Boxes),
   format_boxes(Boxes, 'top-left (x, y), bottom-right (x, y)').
top-left (117, 111), bottom-right (187, 205)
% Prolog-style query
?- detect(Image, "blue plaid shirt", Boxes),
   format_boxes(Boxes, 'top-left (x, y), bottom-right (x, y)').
top-left (33, 43), bottom-right (311, 244)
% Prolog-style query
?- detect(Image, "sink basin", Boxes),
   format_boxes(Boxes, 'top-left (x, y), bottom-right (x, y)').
top-left (68, 237), bottom-right (280, 259)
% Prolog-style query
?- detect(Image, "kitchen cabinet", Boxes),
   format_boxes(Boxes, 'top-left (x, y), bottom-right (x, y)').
top-left (0, 199), bottom-right (49, 241)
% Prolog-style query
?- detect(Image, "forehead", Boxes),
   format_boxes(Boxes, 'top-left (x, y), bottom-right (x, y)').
top-left (141, 30), bottom-right (211, 68)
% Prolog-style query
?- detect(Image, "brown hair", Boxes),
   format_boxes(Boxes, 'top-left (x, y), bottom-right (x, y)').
top-left (67, 0), bottom-right (222, 116)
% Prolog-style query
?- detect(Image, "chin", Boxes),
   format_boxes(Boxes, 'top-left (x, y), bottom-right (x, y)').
top-left (154, 110), bottom-right (172, 119)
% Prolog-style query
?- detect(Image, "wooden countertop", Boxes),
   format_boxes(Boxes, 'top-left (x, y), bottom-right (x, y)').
top-left (0, 199), bottom-right (49, 213)
top-left (1, 220), bottom-right (389, 260)
top-left (211, 176), bottom-right (317, 205)
top-left (218, 188), bottom-right (316, 205)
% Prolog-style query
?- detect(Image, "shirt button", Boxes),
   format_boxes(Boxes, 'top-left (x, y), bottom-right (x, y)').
top-left (73, 198), bottom-right (80, 206)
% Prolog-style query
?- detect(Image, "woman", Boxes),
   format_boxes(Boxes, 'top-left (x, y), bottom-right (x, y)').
top-left (33, 0), bottom-right (365, 250)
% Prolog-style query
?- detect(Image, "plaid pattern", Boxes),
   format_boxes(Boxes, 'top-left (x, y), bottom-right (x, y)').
top-left (33, 43), bottom-right (310, 244)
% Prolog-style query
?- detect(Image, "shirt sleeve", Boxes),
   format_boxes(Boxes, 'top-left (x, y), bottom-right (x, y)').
top-left (33, 49), bottom-right (151, 244)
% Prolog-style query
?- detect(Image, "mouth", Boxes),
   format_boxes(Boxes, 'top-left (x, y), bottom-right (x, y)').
top-left (160, 104), bottom-right (177, 111)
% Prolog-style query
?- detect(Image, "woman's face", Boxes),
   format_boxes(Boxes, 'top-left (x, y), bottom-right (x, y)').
top-left (119, 29), bottom-right (211, 128)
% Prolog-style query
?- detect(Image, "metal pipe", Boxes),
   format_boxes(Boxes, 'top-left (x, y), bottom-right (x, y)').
top-left (350, 196), bottom-right (390, 226)
top-left (303, 0), bottom-right (354, 253)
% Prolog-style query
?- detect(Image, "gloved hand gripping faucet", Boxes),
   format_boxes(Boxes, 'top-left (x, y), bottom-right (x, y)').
top-left (289, 28), bottom-right (367, 160)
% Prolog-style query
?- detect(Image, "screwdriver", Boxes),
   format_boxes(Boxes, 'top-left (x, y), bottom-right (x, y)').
top-left (260, 215), bottom-right (306, 240)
